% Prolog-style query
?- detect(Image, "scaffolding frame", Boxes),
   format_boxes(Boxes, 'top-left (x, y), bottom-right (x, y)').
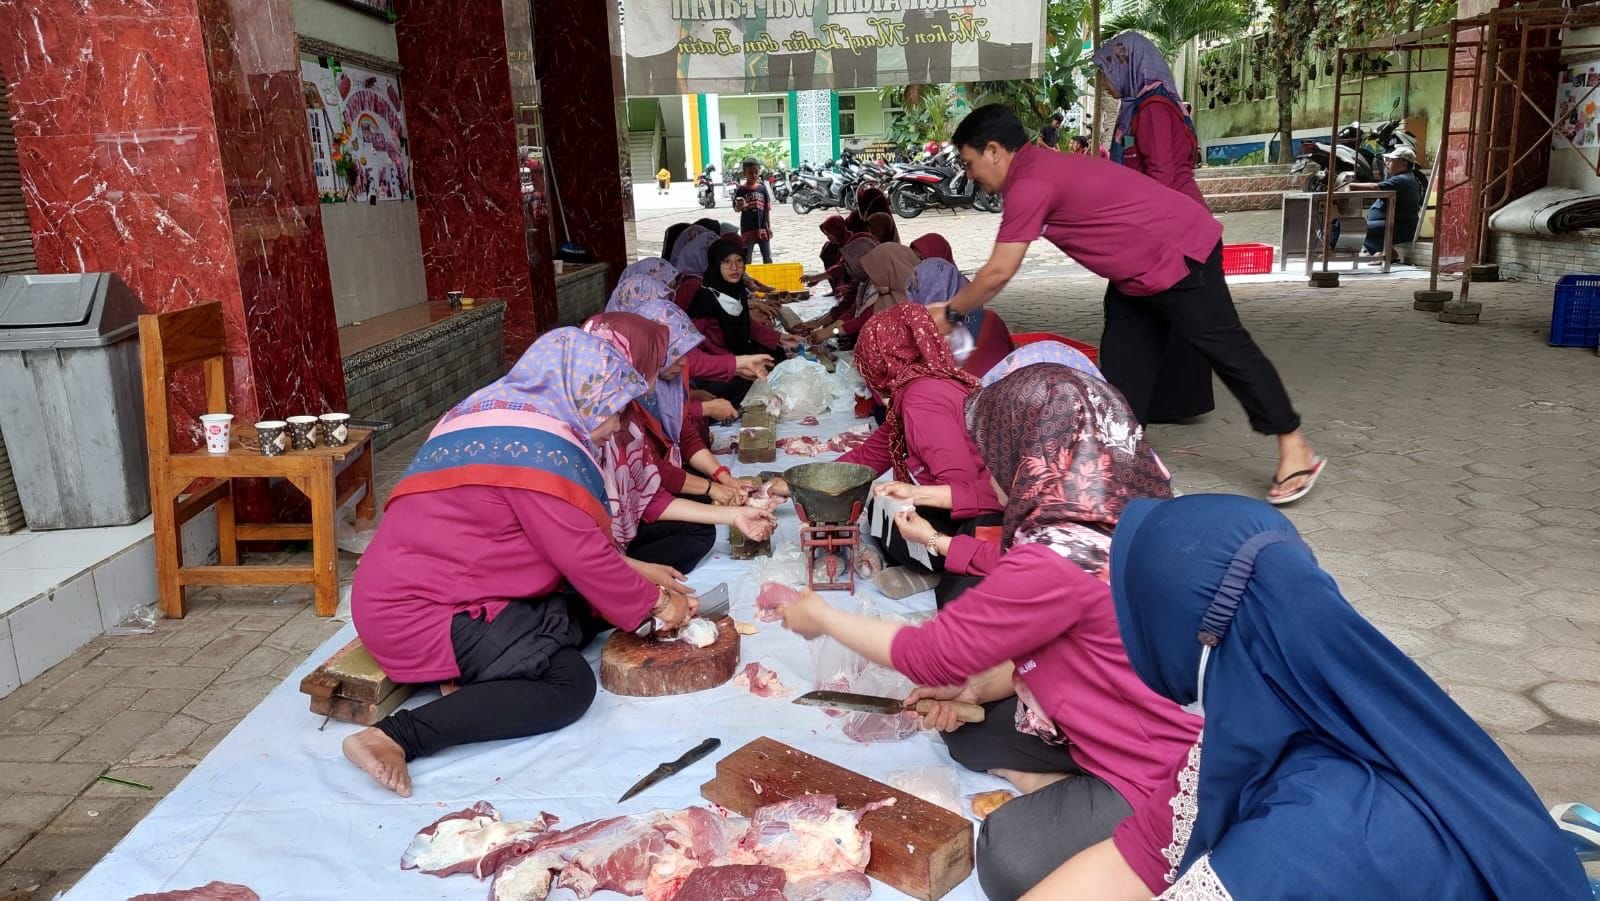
top-left (1314, 4), bottom-right (1600, 321)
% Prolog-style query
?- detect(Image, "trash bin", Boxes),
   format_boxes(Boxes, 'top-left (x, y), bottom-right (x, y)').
top-left (0, 273), bottom-right (150, 529)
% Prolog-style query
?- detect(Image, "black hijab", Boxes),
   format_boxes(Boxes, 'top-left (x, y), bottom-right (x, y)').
top-left (662, 222), bottom-right (692, 261)
top-left (689, 237), bottom-right (755, 353)
top-left (694, 217), bottom-right (722, 234)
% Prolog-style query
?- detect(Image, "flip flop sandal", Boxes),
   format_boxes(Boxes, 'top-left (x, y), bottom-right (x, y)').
top-left (1551, 802), bottom-right (1600, 861)
top-left (1267, 456), bottom-right (1326, 506)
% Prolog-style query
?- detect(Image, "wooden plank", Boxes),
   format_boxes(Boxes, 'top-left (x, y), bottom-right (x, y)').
top-left (299, 638), bottom-right (404, 704)
top-left (234, 522), bottom-right (313, 540)
top-left (599, 617), bottom-right (739, 697)
top-left (178, 564), bottom-right (313, 586)
top-left (701, 737), bottom-right (973, 901)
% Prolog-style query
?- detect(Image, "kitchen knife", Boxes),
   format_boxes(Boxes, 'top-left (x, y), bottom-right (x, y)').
top-left (794, 690), bottom-right (986, 723)
top-left (618, 737), bottom-right (721, 803)
top-left (632, 582), bottom-right (730, 638)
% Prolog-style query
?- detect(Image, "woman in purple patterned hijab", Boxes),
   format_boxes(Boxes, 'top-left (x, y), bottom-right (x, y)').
top-left (908, 258), bottom-right (1014, 379)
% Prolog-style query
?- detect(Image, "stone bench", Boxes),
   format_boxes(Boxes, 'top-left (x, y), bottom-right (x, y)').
top-left (339, 300), bottom-right (507, 450)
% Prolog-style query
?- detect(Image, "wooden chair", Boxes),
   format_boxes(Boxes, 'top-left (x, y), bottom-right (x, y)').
top-left (140, 302), bottom-right (375, 618)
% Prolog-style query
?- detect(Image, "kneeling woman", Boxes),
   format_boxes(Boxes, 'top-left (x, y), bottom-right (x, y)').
top-left (688, 237), bottom-right (797, 403)
top-left (907, 258), bottom-right (1014, 379)
top-left (345, 329), bottom-right (698, 797)
top-left (781, 362), bottom-right (1198, 901)
top-left (836, 303), bottom-right (1004, 607)
top-left (1028, 494), bottom-right (1592, 900)
top-left (583, 311), bottom-right (777, 577)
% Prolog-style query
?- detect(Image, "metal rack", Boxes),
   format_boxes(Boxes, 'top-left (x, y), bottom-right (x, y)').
top-left (1314, 5), bottom-right (1600, 323)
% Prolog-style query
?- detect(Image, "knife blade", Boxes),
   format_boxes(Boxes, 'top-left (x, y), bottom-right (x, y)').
top-left (794, 690), bottom-right (986, 723)
top-left (618, 737), bottom-right (722, 803)
top-left (697, 582), bottom-right (730, 620)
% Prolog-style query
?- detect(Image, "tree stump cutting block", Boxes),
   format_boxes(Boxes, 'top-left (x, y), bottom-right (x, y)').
top-left (701, 737), bottom-right (974, 900)
top-left (599, 617), bottom-right (740, 696)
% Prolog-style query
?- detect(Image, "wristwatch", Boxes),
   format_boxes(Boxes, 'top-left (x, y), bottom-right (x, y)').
top-left (924, 534), bottom-right (947, 556)
top-left (944, 306), bottom-right (968, 326)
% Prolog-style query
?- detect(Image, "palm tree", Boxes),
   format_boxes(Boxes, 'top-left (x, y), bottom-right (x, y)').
top-left (1099, 0), bottom-right (1253, 59)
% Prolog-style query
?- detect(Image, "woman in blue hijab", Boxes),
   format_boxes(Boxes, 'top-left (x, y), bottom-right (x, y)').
top-left (1031, 494), bottom-right (1589, 898)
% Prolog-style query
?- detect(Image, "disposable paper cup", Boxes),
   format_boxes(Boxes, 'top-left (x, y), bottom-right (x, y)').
top-left (200, 413), bottom-right (234, 454)
top-left (286, 415), bottom-right (319, 450)
top-left (318, 412), bottom-right (351, 447)
top-left (255, 420), bottom-right (288, 456)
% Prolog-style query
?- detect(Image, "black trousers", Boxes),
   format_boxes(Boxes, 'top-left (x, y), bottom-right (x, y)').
top-left (831, 47), bottom-right (878, 89)
top-left (743, 238), bottom-right (773, 264)
top-left (1100, 242), bottom-right (1301, 435)
top-left (762, 52), bottom-right (815, 91)
top-left (627, 520), bottom-right (715, 573)
top-left (376, 594), bottom-right (600, 761)
top-left (978, 41), bottom-right (1034, 81)
top-left (626, 48), bottom-right (679, 96)
top-left (902, 11), bottom-right (952, 83)
top-left (868, 499), bottom-right (999, 608)
top-left (944, 697), bottom-right (1134, 901)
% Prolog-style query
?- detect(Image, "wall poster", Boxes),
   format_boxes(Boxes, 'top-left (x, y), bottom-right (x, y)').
top-left (302, 55), bottom-right (414, 204)
top-left (1553, 61), bottom-right (1600, 151)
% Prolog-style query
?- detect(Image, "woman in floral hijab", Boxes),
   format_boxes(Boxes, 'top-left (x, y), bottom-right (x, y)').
top-left (777, 360), bottom-right (1198, 900)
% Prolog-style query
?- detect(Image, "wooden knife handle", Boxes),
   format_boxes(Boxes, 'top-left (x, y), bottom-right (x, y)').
top-left (911, 699), bottom-right (986, 723)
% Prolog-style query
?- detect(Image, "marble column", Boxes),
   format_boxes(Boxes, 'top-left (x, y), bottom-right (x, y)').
top-left (395, 0), bottom-right (539, 363)
top-left (0, 0), bottom-right (344, 450)
top-left (533, 0), bottom-right (633, 289)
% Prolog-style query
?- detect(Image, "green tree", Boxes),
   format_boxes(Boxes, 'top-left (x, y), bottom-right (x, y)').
top-left (1263, 0), bottom-right (1457, 162)
top-left (1100, 0), bottom-right (1253, 59)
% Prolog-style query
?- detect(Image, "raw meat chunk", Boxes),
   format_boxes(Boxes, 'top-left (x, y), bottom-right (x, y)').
top-left (734, 795), bottom-right (877, 883)
top-left (755, 582), bottom-right (800, 623)
top-left (734, 663), bottom-right (785, 698)
top-left (824, 427), bottom-right (872, 453)
top-left (775, 435), bottom-right (823, 457)
top-left (675, 618), bottom-right (718, 648)
top-left (400, 801), bottom-right (559, 878)
top-left (798, 416), bottom-right (820, 426)
top-left (129, 884), bottom-right (259, 901)
top-left (672, 864), bottom-right (787, 901)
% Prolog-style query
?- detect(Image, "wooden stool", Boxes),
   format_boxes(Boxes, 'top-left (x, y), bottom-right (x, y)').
top-left (139, 303), bottom-right (376, 617)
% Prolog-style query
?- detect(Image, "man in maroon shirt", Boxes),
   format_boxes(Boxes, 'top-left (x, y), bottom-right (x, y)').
top-left (929, 105), bottom-right (1323, 505)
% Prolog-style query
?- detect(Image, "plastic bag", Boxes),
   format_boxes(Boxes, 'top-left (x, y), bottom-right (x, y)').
top-left (888, 767), bottom-right (963, 813)
top-left (107, 603), bottom-right (159, 636)
top-left (828, 358), bottom-right (867, 415)
top-left (766, 358), bottom-right (833, 420)
top-left (809, 602), bottom-right (924, 744)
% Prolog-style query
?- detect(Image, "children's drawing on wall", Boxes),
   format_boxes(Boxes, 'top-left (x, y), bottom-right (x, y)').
top-left (1554, 62), bottom-right (1600, 150)
top-left (302, 55), bottom-right (414, 203)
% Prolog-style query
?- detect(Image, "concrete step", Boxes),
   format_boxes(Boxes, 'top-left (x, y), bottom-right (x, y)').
top-left (1206, 191), bottom-right (1289, 213)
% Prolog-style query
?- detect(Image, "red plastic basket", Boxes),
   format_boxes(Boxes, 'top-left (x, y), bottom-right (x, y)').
top-left (1221, 243), bottom-right (1275, 275)
top-left (1011, 332), bottom-right (1099, 365)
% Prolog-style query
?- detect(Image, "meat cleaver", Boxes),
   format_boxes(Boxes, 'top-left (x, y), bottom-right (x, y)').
top-left (794, 690), bottom-right (986, 723)
top-left (632, 582), bottom-right (730, 639)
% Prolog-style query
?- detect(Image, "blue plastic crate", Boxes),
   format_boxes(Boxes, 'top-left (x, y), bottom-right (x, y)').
top-left (1550, 275), bottom-right (1600, 347)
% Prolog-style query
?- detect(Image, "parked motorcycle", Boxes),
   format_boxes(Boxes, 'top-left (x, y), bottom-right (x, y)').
top-left (790, 163), bottom-right (855, 214)
top-left (887, 148), bottom-right (1002, 218)
top-left (696, 170), bottom-right (717, 209)
top-left (1292, 120), bottom-right (1417, 192)
top-left (767, 170), bottom-right (790, 203)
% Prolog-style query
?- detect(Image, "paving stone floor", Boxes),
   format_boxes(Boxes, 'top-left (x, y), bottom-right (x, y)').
top-left (1, 205), bottom-right (1596, 897)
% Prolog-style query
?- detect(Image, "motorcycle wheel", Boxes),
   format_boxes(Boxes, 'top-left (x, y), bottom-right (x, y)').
top-left (792, 190), bottom-right (818, 215)
top-left (699, 192), bottom-right (715, 209)
top-left (1303, 174), bottom-right (1325, 193)
top-left (891, 186), bottom-right (925, 219)
top-left (975, 190), bottom-right (1003, 213)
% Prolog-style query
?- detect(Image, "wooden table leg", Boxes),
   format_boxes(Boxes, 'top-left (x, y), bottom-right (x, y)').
top-left (310, 459), bottom-right (339, 617)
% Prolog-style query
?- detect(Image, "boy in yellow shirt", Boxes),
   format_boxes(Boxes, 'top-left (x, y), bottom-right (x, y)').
top-left (656, 167), bottom-right (672, 195)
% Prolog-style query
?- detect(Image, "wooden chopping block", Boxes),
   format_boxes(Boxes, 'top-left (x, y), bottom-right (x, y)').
top-left (308, 684), bottom-right (410, 726)
top-left (299, 638), bottom-right (411, 706)
top-left (701, 737), bottom-right (973, 900)
top-left (599, 617), bottom-right (740, 696)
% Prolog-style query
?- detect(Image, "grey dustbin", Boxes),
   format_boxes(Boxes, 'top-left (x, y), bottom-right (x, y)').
top-left (0, 273), bottom-right (150, 530)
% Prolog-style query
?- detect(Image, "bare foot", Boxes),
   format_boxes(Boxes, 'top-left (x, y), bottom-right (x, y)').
top-left (989, 768), bottom-right (1069, 795)
top-left (1269, 430), bottom-right (1319, 500)
top-left (343, 727), bottom-right (412, 797)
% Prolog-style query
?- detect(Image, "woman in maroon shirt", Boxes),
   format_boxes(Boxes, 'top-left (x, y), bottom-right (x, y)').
top-left (345, 329), bottom-right (698, 797)
top-left (907, 257), bottom-right (1014, 378)
top-left (782, 362), bottom-right (1195, 900)
top-left (837, 304), bottom-right (1003, 606)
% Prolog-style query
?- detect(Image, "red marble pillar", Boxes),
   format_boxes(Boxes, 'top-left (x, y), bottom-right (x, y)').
top-left (0, 0), bottom-right (343, 447)
top-left (395, 0), bottom-right (541, 363)
top-left (533, 0), bottom-right (633, 290)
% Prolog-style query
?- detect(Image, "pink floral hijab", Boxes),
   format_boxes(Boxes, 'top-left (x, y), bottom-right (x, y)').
top-left (583, 314), bottom-right (673, 549)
